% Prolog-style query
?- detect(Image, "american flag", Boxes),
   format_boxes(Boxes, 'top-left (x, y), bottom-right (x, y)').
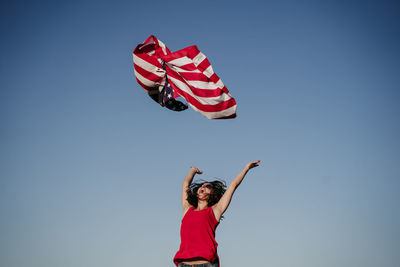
top-left (132, 35), bottom-right (237, 119)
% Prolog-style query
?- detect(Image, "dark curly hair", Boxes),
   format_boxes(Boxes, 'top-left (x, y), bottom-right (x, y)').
top-left (187, 180), bottom-right (227, 207)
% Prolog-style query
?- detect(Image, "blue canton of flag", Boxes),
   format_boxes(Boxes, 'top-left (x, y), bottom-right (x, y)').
top-left (161, 78), bottom-right (188, 111)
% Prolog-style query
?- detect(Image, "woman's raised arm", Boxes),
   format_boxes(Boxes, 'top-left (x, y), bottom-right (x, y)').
top-left (212, 160), bottom-right (260, 221)
top-left (182, 166), bottom-right (202, 212)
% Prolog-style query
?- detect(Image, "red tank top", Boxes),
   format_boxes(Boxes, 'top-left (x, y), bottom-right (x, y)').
top-left (173, 206), bottom-right (219, 266)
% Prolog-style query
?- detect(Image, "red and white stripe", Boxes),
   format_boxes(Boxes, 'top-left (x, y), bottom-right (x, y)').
top-left (133, 35), bottom-right (236, 119)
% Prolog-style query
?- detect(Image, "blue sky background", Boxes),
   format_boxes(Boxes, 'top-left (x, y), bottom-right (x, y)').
top-left (1, 0), bottom-right (399, 266)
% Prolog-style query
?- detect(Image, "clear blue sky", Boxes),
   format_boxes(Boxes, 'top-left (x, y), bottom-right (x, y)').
top-left (1, 1), bottom-right (399, 267)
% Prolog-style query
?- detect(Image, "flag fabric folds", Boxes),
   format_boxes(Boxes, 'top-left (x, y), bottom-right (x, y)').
top-left (132, 35), bottom-right (237, 119)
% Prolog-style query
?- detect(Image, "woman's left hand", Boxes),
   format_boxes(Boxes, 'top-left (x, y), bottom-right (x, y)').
top-left (245, 160), bottom-right (260, 170)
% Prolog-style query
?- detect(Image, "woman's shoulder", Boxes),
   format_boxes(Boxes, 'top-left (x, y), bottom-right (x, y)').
top-left (211, 205), bottom-right (221, 222)
top-left (182, 205), bottom-right (195, 218)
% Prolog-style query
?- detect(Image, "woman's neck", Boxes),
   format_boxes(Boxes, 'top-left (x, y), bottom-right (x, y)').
top-left (196, 200), bottom-right (208, 210)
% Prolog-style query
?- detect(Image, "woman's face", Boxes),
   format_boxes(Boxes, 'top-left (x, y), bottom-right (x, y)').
top-left (197, 183), bottom-right (213, 200)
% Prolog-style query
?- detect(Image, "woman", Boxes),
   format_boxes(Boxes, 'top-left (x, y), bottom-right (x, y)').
top-left (173, 160), bottom-right (261, 267)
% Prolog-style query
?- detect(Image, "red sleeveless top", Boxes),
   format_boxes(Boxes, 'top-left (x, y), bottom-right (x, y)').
top-left (174, 206), bottom-right (219, 266)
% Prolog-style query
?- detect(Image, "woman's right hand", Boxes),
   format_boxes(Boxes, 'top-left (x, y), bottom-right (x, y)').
top-left (190, 166), bottom-right (203, 174)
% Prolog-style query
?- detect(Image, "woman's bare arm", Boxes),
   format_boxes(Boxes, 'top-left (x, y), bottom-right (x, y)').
top-left (182, 166), bottom-right (202, 213)
top-left (213, 160), bottom-right (260, 221)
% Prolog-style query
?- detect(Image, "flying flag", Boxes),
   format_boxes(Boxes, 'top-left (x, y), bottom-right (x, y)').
top-left (133, 35), bottom-right (237, 119)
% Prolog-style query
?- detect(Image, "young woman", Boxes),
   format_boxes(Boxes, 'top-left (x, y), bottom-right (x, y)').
top-left (173, 160), bottom-right (261, 267)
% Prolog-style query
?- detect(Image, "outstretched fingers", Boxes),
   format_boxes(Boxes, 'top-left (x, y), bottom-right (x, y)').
top-left (246, 160), bottom-right (261, 170)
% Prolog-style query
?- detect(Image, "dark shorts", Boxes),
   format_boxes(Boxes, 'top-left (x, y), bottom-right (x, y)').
top-left (177, 261), bottom-right (219, 267)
